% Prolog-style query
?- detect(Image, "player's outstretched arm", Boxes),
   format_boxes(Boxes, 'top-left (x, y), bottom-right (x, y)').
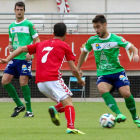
top-left (128, 44), bottom-right (139, 62)
top-left (77, 50), bottom-right (88, 77)
top-left (0, 46), bottom-right (28, 64)
top-left (77, 50), bottom-right (88, 70)
top-left (68, 60), bottom-right (85, 87)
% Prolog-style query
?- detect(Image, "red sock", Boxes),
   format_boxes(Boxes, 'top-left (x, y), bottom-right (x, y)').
top-left (64, 105), bottom-right (75, 129)
top-left (54, 102), bottom-right (64, 113)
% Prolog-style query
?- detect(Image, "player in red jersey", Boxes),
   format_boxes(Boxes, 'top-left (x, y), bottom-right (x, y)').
top-left (0, 23), bottom-right (85, 134)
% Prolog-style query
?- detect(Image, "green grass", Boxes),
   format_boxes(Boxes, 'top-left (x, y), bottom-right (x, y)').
top-left (0, 102), bottom-right (140, 140)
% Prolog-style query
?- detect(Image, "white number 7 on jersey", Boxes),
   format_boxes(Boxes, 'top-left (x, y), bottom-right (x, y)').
top-left (41, 47), bottom-right (53, 63)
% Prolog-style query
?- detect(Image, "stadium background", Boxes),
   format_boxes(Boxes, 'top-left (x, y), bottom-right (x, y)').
top-left (0, 0), bottom-right (140, 99)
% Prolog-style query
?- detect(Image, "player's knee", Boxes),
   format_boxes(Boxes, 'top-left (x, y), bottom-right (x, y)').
top-left (20, 83), bottom-right (27, 87)
top-left (63, 102), bottom-right (73, 108)
top-left (61, 96), bottom-right (73, 107)
top-left (1, 80), bottom-right (5, 85)
top-left (98, 88), bottom-right (108, 95)
top-left (1, 78), bottom-right (9, 85)
top-left (122, 92), bottom-right (131, 98)
top-left (19, 78), bottom-right (28, 86)
top-left (1, 74), bottom-right (13, 85)
top-left (20, 81), bottom-right (28, 86)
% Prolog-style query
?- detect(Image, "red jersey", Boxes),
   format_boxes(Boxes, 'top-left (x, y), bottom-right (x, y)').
top-left (27, 39), bottom-right (75, 83)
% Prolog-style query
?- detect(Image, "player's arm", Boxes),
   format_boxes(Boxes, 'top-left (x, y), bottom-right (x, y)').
top-left (29, 22), bottom-right (40, 44)
top-left (128, 44), bottom-right (139, 62)
top-left (77, 38), bottom-right (92, 76)
top-left (68, 60), bottom-right (85, 87)
top-left (8, 26), bottom-right (14, 52)
top-left (77, 50), bottom-right (88, 77)
top-left (118, 36), bottom-right (139, 62)
top-left (33, 36), bottom-right (40, 43)
top-left (0, 46), bottom-right (28, 64)
top-left (25, 23), bottom-right (40, 61)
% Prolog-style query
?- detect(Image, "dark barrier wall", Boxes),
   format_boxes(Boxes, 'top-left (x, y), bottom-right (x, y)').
top-left (0, 76), bottom-right (90, 98)
top-left (0, 76), bottom-right (140, 98)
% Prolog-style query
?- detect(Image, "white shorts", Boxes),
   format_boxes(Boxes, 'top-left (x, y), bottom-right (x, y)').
top-left (37, 78), bottom-right (73, 102)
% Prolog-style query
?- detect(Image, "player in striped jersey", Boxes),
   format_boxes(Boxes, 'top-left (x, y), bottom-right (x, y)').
top-left (77, 14), bottom-right (140, 128)
top-left (1, 1), bottom-right (40, 117)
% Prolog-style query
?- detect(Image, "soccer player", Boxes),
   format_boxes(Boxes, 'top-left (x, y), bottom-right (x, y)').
top-left (77, 14), bottom-right (140, 128)
top-left (0, 23), bottom-right (85, 134)
top-left (1, 2), bottom-right (40, 117)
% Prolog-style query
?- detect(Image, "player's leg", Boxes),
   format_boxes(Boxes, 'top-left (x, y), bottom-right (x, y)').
top-left (114, 71), bottom-right (139, 124)
top-left (19, 60), bottom-right (33, 117)
top-left (97, 81), bottom-right (122, 114)
top-left (20, 75), bottom-right (33, 117)
top-left (53, 79), bottom-right (85, 134)
top-left (119, 86), bottom-right (140, 127)
top-left (49, 84), bottom-right (65, 115)
top-left (60, 96), bottom-right (85, 134)
top-left (46, 79), bottom-right (68, 126)
top-left (97, 75), bottom-right (126, 123)
top-left (37, 82), bottom-right (61, 126)
top-left (37, 80), bottom-right (85, 134)
top-left (2, 73), bottom-right (24, 107)
top-left (2, 61), bottom-right (25, 117)
top-left (55, 102), bottom-right (64, 113)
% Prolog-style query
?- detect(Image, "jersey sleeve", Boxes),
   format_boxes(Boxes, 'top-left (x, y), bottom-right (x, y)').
top-left (28, 22), bottom-right (38, 39)
top-left (27, 43), bottom-right (38, 54)
top-left (84, 38), bottom-right (92, 52)
top-left (65, 44), bottom-right (75, 61)
top-left (117, 36), bottom-right (131, 50)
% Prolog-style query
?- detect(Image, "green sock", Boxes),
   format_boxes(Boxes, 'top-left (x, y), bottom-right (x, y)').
top-left (3, 83), bottom-right (23, 107)
top-left (125, 94), bottom-right (137, 120)
top-left (21, 85), bottom-right (32, 112)
top-left (102, 92), bottom-right (121, 114)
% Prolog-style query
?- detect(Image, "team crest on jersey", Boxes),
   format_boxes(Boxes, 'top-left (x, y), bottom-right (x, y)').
top-left (12, 28), bottom-right (15, 32)
top-left (119, 75), bottom-right (128, 81)
top-left (22, 65), bottom-right (27, 71)
top-left (96, 44), bottom-right (101, 49)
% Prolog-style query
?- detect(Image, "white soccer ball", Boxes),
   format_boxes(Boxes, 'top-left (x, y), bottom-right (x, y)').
top-left (99, 113), bottom-right (116, 128)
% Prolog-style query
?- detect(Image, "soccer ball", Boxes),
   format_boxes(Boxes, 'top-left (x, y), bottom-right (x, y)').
top-left (99, 113), bottom-right (116, 128)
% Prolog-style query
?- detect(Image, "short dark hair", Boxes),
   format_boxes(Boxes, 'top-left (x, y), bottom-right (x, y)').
top-left (14, 1), bottom-right (25, 11)
top-left (53, 23), bottom-right (67, 37)
top-left (92, 14), bottom-right (107, 24)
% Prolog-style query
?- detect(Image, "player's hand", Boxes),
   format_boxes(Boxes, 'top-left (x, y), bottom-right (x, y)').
top-left (25, 53), bottom-right (32, 61)
top-left (0, 58), bottom-right (8, 64)
top-left (133, 54), bottom-right (139, 62)
top-left (77, 79), bottom-right (86, 87)
top-left (8, 45), bottom-right (14, 52)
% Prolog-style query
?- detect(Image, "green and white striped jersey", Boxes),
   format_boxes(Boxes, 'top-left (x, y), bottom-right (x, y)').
top-left (9, 18), bottom-right (38, 60)
top-left (84, 33), bottom-right (131, 76)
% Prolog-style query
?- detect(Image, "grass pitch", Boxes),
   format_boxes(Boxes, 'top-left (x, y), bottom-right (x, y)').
top-left (0, 102), bottom-right (140, 140)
